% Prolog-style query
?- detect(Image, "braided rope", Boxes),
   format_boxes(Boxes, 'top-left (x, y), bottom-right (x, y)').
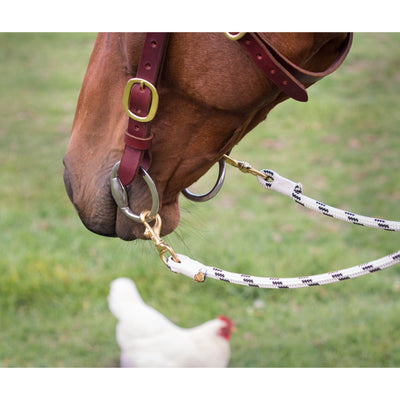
top-left (166, 168), bottom-right (400, 288)
top-left (167, 251), bottom-right (400, 289)
top-left (258, 169), bottom-right (400, 231)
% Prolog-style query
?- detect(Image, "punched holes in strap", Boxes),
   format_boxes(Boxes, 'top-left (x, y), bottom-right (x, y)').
top-left (231, 32), bottom-right (353, 103)
top-left (118, 33), bottom-right (170, 186)
top-left (237, 33), bottom-right (308, 102)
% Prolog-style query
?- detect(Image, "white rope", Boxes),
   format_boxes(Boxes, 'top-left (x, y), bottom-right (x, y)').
top-left (257, 169), bottom-right (400, 231)
top-left (167, 251), bottom-right (400, 289)
top-left (166, 168), bottom-right (400, 288)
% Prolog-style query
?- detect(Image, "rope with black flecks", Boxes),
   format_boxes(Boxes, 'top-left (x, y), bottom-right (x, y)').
top-left (166, 159), bottom-right (400, 288)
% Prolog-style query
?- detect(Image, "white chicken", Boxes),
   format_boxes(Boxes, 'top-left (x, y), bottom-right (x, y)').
top-left (108, 277), bottom-right (234, 367)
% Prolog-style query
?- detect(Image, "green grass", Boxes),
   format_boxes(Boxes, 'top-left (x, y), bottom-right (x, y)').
top-left (1, 33), bottom-right (400, 368)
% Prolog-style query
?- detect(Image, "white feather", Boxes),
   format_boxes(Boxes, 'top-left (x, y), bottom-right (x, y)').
top-left (108, 277), bottom-right (232, 367)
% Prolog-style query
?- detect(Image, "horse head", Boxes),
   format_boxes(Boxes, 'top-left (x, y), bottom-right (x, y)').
top-left (63, 32), bottom-right (351, 240)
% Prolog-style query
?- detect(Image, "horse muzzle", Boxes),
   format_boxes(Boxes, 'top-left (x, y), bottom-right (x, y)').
top-left (63, 156), bottom-right (180, 240)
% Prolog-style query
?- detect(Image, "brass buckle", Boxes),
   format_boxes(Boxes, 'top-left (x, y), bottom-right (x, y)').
top-left (224, 32), bottom-right (246, 41)
top-left (123, 78), bottom-right (159, 123)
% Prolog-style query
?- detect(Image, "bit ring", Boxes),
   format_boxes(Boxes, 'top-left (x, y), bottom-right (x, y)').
top-left (181, 158), bottom-right (226, 202)
top-left (110, 162), bottom-right (159, 223)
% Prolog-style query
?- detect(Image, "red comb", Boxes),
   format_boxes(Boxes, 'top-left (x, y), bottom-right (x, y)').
top-left (217, 316), bottom-right (235, 340)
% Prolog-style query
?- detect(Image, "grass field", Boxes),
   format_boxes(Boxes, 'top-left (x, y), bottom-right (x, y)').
top-left (1, 33), bottom-right (400, 369)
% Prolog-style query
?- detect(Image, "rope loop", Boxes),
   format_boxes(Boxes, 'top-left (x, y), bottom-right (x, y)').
top-left (163, 156), bottom-right (400, 289)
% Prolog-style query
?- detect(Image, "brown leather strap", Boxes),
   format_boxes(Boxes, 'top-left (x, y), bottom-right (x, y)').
top-left (118, 33), bottom-right (169, 186)
top-left (124, 131), bottom-right (153, 150)
top-left (235, 33), bottom-right (353, 102)
top-left (118, 32), bottom-right (352, 185)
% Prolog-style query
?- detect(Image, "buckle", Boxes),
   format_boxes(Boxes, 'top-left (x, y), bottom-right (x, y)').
top-left (123, 78), bottom-right (159, 123)
top-left (224, 32), bottom-right (246, 41)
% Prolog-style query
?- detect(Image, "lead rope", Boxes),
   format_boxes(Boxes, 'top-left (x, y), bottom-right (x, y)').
top-left (146, 155), bottom-right (400, 288)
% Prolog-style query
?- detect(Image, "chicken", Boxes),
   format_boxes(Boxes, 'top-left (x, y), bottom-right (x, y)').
top-left (108, 277), bottom-right (234, 367)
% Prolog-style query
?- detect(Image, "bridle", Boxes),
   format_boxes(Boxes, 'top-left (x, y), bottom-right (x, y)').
top-left (111, 32), bottom-right (353, 223)
top-left (108, 32), bottom-right (400, 288)
top-left (111, 33), bottom-right (169, 222)
top-left (225, 32), bottom-right (353, 102)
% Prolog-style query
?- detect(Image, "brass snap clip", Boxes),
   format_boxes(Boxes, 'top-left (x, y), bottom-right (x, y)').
top-left (140, 211), bottom-right (180, 266)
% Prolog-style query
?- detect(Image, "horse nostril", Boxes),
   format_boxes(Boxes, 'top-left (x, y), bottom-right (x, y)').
top-left (63, 167), bottom-right (74, 202)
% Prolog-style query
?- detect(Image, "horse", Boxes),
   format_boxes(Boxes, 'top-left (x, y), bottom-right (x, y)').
top-left (63, 32), bottom-right (352, 241)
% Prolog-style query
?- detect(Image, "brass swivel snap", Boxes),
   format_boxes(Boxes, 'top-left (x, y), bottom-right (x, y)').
top-left (139, 211), bottom-right (180, 266)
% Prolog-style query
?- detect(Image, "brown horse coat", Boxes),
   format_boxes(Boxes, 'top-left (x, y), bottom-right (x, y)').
top-left (63, 33), bottom-right (350, 240)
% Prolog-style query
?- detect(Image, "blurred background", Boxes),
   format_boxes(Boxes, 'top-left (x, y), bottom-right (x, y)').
top-left (1, 33), bottom-right (400, 367)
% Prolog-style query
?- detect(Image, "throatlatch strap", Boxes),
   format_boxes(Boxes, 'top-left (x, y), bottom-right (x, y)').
top-left (234, 32), bottom-right (353, 102)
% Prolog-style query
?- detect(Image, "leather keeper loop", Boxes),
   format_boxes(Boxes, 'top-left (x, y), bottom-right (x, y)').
top-left (124, 131), bottom-right (153, 150)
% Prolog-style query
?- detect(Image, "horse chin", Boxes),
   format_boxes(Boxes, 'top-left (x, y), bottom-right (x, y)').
top-left (115, 201), bottom-right (180, 241)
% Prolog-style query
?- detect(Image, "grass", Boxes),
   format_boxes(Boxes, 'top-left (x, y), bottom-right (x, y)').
top-left (1, 33), bottom-right (400, 368)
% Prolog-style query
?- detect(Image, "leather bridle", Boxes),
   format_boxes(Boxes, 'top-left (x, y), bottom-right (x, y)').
top-left (118, 33), bottom-right (170, 187)
top-left (111, 32), bottom-right (353, 222)
top-left (228, 32), bottom-right (353, 102)
top-left (106, 33), bottom-right (400, 291)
